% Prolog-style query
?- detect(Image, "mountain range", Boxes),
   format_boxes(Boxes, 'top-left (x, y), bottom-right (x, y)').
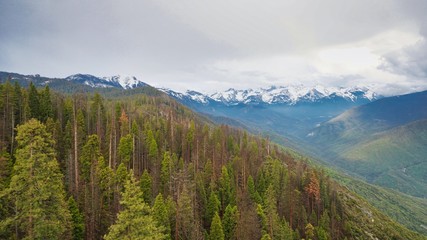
top-left (161, 85), bottom-right (379, 106)
top-left (1, 71), bottom-right (426, 235)
top-left (0, 71), bottom-right (147, 91)
top-left (0, 71), bottom-right (424, 198)
top-left (308, 90), bottom-right (427, 198)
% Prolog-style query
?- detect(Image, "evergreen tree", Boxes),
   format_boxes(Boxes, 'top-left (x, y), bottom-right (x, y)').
top-left (219, 166), bottom-right (233, 209)
top-left (140, 169), bottom-right (153, 204)
top-left (209, 212), bottom-right (224, 240)
top-left (305, 223), bottom-right (315, 240)
top-left (176, 185), bottom-right (195, 240)
top-left (222, 204), bottom-right (238, 240)
top-left (3, 119), bottom-right (71, 239)
top-left (205, 190), bottom-right (220, 228)
top-left (248, 175), bottom-right (261, 204)
top-left (160, 152), bottom-right (172, 194)
top-left (39, 85), bottom-right (53, 122)
top-left (68, 196), bottom-right (84, 240)
top-left (153, 193), bottom-right (171, 239)
top-left (118, 134), bottom-right (133, 166)
top-left (28, 82), bottom-right (40, 119)
top-left (104, 172), bottom-right (165, 240)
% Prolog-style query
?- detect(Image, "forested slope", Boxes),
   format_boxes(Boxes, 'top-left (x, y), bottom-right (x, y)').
top-left (0, 82), bottom-right (424, 239)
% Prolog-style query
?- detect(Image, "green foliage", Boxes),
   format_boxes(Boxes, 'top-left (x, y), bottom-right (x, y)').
top-left (147, 129), bottom-right (159, 161)
top-left (68, 197), bottom-right (84, 240)
top-left (219, 166), bottom-right (234, 209)
top-left (3, 119), bottom-right (71, 239)
top-left (104, 172), bottom-right (165, 240)
top-left (222, 204), bottom-right (238, 240)
top-left (161, 152), bottom-right (172, 193)
top-left (260, 233), bottom-right (272, 240)
top-left (80, 134), bottom-right (101, 181)
top-left (118, 134), bottom-right (133, 165)
top-left (140, 169), bottom-right (153, 205)
top-left (205, 190), bottom-right (220, 228)
top-left (248, 175), bottom-right (261, 204)
top-left (28, 82), bottom-right (40, 119)
top-left (209, 212), bottom-right (224, 240)
top-left (39, 85), bottom-right (53, 122)
top-left (176, 185), bottom-right (195, 240)
top-left (305, 223), bottom-right (315, 240)
top-left (153, 193), bottom-right (171, 239)
top-left (0, 83), bottom-right (424, 239)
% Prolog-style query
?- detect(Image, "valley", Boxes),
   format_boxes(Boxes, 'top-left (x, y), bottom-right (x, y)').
top-left (1, 72), bottom-right (426, 238)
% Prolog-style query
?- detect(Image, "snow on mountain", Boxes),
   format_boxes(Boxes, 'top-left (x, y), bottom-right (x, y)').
top-left (159, 88), bottom-right (210, 104)
top-left (66, 74), bottom-right (146, 89)
top-left (102, 75), bottom-right (146, 89)
top-left (162, 85), bottom-right (380, 106)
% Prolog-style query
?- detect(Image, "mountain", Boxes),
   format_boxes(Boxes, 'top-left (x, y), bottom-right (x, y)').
top-left (162, 85), bottom-right (378, 106)
top-left (0, 71), bottom-right (147, 90)
top-left (308, 90), bottom-right (427, 197)
top-left (161, 86), bottom-right (380, 143)
top-left (0, 80), bottom-right (425, 239)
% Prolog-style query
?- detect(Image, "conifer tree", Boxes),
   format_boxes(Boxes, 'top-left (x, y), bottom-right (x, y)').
top-left (4, 119), bottom-right (71, 239)
top-left (153, 193), bottom-right (171, 239)
top-left (209, 212), bottom-right (224, 240)
top-left (104, 172), bottom-right (165, 240)
top-left (205, 190), bottom-right (220, 228)
top-left (140, 169), bottom-right (153, 205)
top-left (39, 85), bottom-right (53, 122)
top-left (28, 82), bottom-right (40, 119)
top-left (118, 134), bottom-right (133, 166)
top-left (222, 204), bottom-right (238, 240)
top-left (68, 196), bottom-right (84, 240)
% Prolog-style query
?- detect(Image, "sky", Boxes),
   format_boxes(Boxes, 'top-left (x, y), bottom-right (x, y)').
top-left (1, 0), bottom-right (427, 95)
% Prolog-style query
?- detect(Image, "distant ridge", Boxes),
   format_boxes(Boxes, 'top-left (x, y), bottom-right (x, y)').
top-left (161, 85), bottom-right (379, 106)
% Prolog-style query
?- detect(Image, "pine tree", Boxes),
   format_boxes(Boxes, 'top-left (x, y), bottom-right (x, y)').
top-left (118, 134), bottom-right (133, 166)
top-left (28, 82), bottom-right (40, 120)
top-left (39, 85), bottom-right (53, 122)
top-left (219, 166), bottom-right (233, 209)
top-left (160, 151), bottom-right (172, 194)
top-left (140, 169), bottom-right (153, 205)
top-left (205, 190), bottom-right (220, 228)
top-left (104, 172), bottom-right (165, 240)
top-left (3, 119), bottom-right (71, 239)
top-left (248, 175), bottom-right (261, 204)
top-left (222, 204), bottom-right (238, 240)
top-left (305, 223), bottom-right (315, 240)
top-left (209, 212), bottom-right (224, 240)
top-left (68, 196), bottom-right (84, 240)
top-left (153, 193), bottom-right (171, 239)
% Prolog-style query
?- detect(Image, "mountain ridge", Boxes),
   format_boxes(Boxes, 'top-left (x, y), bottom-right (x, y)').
top-left (0, 71), bottom-right (147, 90)
top-left (161, 85), bottom-right (380, 106)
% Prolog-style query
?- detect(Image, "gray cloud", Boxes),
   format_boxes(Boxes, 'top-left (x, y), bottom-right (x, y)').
top-left (379, 40), bottom-right (427, 78)
top-left (1, 0), bottom-right (427, 95)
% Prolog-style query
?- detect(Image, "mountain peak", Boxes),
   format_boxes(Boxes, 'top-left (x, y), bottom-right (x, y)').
top-left (164, 85), bottom-right (381, 106)
top-left (65, 73), bottom-right (146, 89)
top-left (102, 75), bottom-right (146, 89)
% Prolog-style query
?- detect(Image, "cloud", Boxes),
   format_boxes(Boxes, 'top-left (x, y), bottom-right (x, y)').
top-left (379, 40), bottom-right (427, 78)
top-left (1, 0), bottom-right (427, 96)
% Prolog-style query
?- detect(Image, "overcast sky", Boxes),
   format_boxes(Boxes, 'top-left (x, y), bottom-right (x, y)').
top-left (1, 0), bottom-right (427, 95)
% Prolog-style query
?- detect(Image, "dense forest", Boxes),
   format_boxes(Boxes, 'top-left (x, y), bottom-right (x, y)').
top-left (0, 81), bottom-right (424, 240)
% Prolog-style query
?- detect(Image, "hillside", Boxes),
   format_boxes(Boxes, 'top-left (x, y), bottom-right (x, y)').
top-left (308, 90), bottom-right (427, 197)
top-left (0, 82), bottom-right (424, 239)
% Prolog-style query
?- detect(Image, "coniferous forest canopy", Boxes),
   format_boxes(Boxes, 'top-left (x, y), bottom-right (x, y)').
top-left (0, 82), bottom-right (424, 240)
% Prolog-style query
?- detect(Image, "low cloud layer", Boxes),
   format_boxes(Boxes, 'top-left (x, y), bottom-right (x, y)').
top-left (1, 0), bottom-right (427, 95)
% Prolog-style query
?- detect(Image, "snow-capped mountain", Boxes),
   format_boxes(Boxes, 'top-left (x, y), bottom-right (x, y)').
top-left (66, 74), bottom-right (146, 89)
top-left (102, 75), bottom-right (147, 89)
top-left (161, 85), bottom-right (379, 106)
top-left (65, 74), bottom-right (121, 88)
